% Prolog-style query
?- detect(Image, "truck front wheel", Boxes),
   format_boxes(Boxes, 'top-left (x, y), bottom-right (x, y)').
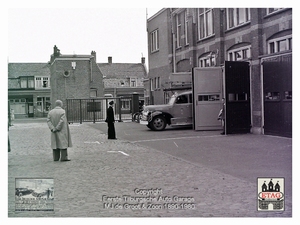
top-left (150, 116), bottom-right (166, 131)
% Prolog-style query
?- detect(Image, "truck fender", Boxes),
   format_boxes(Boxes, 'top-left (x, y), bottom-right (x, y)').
top-left (149, 111), bottom-right (163, 121)
top-left (149, 111), bottom-right (172, 124)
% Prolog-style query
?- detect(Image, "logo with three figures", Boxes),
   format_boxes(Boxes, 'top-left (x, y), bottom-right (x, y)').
top-left (257, 178), bottom-right (284, 211)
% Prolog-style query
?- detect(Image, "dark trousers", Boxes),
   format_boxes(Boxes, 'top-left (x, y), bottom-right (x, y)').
top-left (107, 122), bottom-right (116, 139)
top-left (53, 149), bottom-right (68, 161)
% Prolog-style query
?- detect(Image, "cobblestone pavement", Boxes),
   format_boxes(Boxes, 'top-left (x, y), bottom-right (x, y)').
top-left (8, 120), bottom-right (292, 218)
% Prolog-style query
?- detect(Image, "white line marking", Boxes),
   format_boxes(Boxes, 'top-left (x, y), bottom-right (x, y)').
top-left (131, 135), bottom-right (219, 143)
top-left (173, 142), bottom-right (178, 148)
top-left (84, 141), bottom-right (100, 144)
top-left (107, 151), bottom-right (129, 156)
top-left (118, 151), bottom-right (129, 156)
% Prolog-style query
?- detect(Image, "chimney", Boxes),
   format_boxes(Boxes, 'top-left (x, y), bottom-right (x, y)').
top-left (91, 51), bottom-right (96, 62)
top-left (53, 45), bottom-right (60, 57)
top-left (108, 56), bottom-right (112, 64)
top-left (141, 57), bottom-right (145, 64)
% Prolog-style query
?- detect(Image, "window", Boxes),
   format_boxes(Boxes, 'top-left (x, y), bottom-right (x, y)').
top-left (20, 77), bottom-right (34, 89)
top-left (198, 8), bottom-right (214, 40)
top-left (199, 53), bottom-right (216, 67)
top-left (268, 35), bottom-right (292, 54)
top-left (36, 97), bottom-right (51, 113)
top-left (227, 8), bottom-right (250, 29)
top-left (284, 91), bottom-right (292, 100)
top-left (150, 29), bottom-right (159, 52)
top-left (198, 94), bottom-right (220, 101)
top-left (265, 92), bottom-right (280, 100)
top-left (228, 45), bottom-right (251, 61)
top-left (90, 89), bottom-right (97, 97)
top-left (35, 77), bottom-right (50, 89)
top-left (228, 93), bottom-right (248, 101)
top-left (130, 78), bottom-right (136, 87)
top-left (154, 77), bottom-right (160, 89)
top-left (150, 79), bottom-right (154, 91)
top-left (175, 13), bottom-right (182, 48)
top-left (175, 95), bottom-right (188, 104)
top-left (184, 10), bottom-right (189, 45)
top-left (267, 8), bottom-right (284, 15)
top-left (121, 99), bottom-right (130, 109)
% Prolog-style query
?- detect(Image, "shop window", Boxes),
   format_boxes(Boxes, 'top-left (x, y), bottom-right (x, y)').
top-left (121, 99), bottom-right (130, 109)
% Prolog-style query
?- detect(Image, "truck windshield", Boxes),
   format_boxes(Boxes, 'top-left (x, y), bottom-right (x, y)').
top-left (168, 95), bottom-right (176, 105)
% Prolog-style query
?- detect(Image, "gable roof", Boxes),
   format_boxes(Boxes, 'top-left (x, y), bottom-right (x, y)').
top-left (8, 63), bottom-right (50, 78)
top-left (98, 63), bottom-right (146, 79)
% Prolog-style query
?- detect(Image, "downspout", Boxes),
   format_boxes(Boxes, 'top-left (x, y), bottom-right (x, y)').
top-left (170, 9), bottom-right (176, 73)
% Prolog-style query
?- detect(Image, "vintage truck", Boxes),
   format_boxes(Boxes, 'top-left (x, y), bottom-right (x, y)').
top-left (140, 90), bottom-right (193, 131)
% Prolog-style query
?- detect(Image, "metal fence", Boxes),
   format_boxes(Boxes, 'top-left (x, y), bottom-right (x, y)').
top-left (66, 97), bottom-right (134, 123)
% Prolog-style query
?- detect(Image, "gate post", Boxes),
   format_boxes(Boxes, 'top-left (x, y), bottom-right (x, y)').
top-left (79, 99), bottom-right (82, 124)
top-left (118, 98), bottom-right (122, 122)
top-left (131, 92), bottom-right (139, 122)
top-left (132, 93), bottom-right (139, 113)
top-left (93, 99), bottom-right (96, 123)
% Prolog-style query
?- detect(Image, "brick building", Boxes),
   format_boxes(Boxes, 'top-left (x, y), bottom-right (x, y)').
top-left (146, 8), bottom-right (292, 137)
top-left (49, 46), bottom-right (104, 106)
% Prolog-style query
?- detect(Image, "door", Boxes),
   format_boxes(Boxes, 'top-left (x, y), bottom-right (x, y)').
top-left (170, 93), bottom-right (193, 125)
top-left (193, 67), bottom-right (223, 130)
top-left (224, 61), bottom-right (251, 134)
top-left (263, 54), bottom-right (292, 137)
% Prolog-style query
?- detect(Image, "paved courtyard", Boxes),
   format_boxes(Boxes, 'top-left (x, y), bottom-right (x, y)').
top-left (8, 120), bottom-right (292, 218)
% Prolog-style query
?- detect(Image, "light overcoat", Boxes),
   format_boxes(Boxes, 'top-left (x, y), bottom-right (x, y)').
top-left (47, 106), bottom-right (72, 149)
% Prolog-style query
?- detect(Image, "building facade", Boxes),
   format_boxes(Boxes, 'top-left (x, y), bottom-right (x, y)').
top-left (8, 63), bottom-right (51, 118)
top-left (146, 8), bottom-right (292, 137)
top-left (8, 46), bottom-right (146, 119)
top-left (98, 56), bottom-right (147, 112)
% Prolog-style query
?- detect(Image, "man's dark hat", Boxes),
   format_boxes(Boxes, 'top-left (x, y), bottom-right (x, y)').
top-left (109, 101), bottom-right (114, 105)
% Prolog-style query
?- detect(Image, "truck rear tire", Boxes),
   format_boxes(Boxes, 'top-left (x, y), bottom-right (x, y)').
top-left (150, 115), bottom-right (166, 131)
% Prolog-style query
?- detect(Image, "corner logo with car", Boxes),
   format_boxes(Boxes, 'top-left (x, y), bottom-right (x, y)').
top-left (257, 178), bottom-right (284, 211)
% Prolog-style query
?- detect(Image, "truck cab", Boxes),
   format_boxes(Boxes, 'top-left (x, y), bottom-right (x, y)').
top-left (140, 90), bottom-right (192, 131)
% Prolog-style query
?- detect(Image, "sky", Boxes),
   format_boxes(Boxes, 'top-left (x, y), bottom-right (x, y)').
top-left (7, 7), bottom-right (161, 65)
top-left (6, 1), bottom-right (296, 65)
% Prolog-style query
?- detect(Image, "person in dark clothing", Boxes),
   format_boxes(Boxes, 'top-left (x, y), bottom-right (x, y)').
top-left (105, 101), bottom-right (116, 139)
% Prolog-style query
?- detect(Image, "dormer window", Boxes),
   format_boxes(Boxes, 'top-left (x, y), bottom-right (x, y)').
top-left (35, 77), bottom-right (50, 89)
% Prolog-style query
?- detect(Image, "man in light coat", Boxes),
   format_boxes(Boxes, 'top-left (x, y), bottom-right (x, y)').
top-left (47, 100), bottom-right (72, 161)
